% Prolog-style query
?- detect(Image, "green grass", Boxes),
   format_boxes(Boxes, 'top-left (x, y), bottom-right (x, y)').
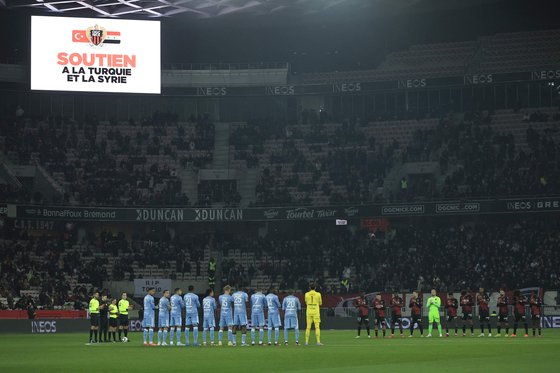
top-left (0, 330), bottom-right (558, 372)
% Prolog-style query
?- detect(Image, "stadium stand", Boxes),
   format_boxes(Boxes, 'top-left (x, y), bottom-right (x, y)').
top-left (228, 107), bottom-right (560, 205)
top-left (1, 114), bottom-right (214, 205)
top-left (298, 28), bottom-right (560, 84)
top-left (1, 29), bottom-right (560, 310)
top-left (2, 29), bottom-right (560, 207)
top-left (1, 108), bottom-right (559, 207)
top-left (477, 29), bottom-right (560, 73)
top-left (1, 213), bottom-right (559, 310)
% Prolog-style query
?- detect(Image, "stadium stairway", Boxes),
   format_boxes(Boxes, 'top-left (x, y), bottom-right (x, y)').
top-left (214, 249), bottom-right (224, 290)
top-left (0, 156), bottom-right (22, 189)
top-left (212, 122), bottom-right (231, 169)
top-left (436, 161), bottom-right (462, 192)
top-left (34, 162), bottom-right (65, 201)
top-left (237, 167), bottom-right (259, 206)
top-left (179, 169), bottom-right (199, 205)
top-left (382, 158), bottom-right (405, 200)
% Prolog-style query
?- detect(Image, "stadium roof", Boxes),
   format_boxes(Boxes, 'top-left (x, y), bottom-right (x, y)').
top-left (0, 0), bottom-right (403, 18)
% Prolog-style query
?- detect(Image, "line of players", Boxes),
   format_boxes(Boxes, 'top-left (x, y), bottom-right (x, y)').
top-left (141, 283), bottom-right (323, 347)
top-left (354, 288), bottom-right (543, 338)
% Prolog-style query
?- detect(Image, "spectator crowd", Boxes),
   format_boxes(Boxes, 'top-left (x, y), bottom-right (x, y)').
top-left (1, 112), bottom-right (215, 206)
top-left (1, 214), bottom-right (558, 310)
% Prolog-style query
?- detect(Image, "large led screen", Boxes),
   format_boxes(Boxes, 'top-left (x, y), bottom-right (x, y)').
top-left (31, 16), bottom-right (160, 94)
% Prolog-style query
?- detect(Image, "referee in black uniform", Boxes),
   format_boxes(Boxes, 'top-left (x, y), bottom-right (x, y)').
top-left (99, 294), bottom-right (109, 342)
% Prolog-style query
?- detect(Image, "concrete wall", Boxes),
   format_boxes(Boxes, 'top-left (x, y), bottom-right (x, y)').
top-left (161, 68), bottom-right (288, 87)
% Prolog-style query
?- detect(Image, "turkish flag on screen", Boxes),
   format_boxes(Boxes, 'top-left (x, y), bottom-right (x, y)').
top-left (72, 30), bottom-right (87, 42)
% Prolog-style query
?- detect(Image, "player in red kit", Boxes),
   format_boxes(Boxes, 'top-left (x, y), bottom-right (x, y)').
top-left (476, 287), bottom-right (492, 337)
top-left (373, 294), bottom-right (387, 338)
top-left (460, 290), bottom-right (474, 336)
top-left (496, 289), bottom-right (510, 337)
top-left (354, 292), bottom-right (371, 338)
top-left (445, 292), bottom-right (459, 337)
top-left (529, 293), bottom-right (542, 337)
top-left (408, 291), bottom-right (423, 337)
top-left (511, 290), bottom-right (529, 337)
top-left (389, 292), bottom-right (405, 338)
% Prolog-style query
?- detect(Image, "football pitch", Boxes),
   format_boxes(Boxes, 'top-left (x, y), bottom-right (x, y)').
top-left (0, 330), bottom-right (558, 372)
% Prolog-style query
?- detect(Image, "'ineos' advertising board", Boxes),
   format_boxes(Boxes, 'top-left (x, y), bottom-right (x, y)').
top-left (31, 16), bottom-right (160, 94)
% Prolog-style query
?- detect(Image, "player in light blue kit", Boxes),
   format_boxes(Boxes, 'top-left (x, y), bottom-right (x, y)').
top-left (142, 287), bottom-right (157, 346)
top-left (232, 288), bottom-right (249, 346)
top-left (183, 285), bottom-right (201, 346)
top-left (218, 285), bottom-right (234, 346)
top-left (250, 289), bottom-right (267, 345)
top-left (169, 288), bottom-right (184, 346)
top-left (282, 290), bottom-right (301, 345)
top-left (157, 289), bottom-right (171, 346)
top-left (202, 288), bottom-right (217, 346)
top-left (266, 288), bottom-right (282, 346)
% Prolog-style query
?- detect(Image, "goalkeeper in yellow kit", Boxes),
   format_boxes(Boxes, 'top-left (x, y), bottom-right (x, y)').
top-left (304, 283), bottom-right (323, 346)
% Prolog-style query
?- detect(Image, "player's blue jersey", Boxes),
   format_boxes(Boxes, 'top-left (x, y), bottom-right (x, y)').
top-left (158, 296), bottom-right (170, 318)
top-left (203, 296), bottom-right (216, 318)
top-left (282, 295), bottom-right (301, 317)
top-left (170, 294), bottom-right (183, 316)
top-left (184, 293), bottom-right (200, 315)
top-left (232, 291), bottom-right (248, 315)
top-left (143, 294), bottom-right (156, 318)
top-left (251, 292), bottom-right (266, 315)
top-left (266, 293), bottom-right (281, 315)
top-left (219, 294), bottom-right (234, 316)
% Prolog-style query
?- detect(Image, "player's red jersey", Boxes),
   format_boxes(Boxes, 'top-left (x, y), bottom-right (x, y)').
top-left (497, 295), bottom-right (509, 315)
top-left (354, 297), bottom-right (370, 317)
top-left (460, 294), bottom-right (474, 314)
top-left (514, 296), bottom-right (526, 314)
top-left (446, 298), bottom-right (458, 317)
top-left (477, 293), bottom-right (490, 312)
top-left (530, 296), bottom-right (542, 316)
top-left (390, 296), bottom-right (404, 316)
top-left (374, 299), bottom-right (386, 318)
top-left (409, 297), bottom-right (422, 316)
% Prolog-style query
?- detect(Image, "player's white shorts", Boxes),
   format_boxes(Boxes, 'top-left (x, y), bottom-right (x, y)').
top-left (203, 315), bottom-right (215, 329)
top-left (219, 314), bottom-right (233, 328)
top-left (252, 313), bottom-right (265, 327)
top-left (185, 313), bottom-right (199, 326)
top-left (268, 314), bottom-right (281, 328)
top-left (170, 314), bottom-right (182, 327)
top-left (158, 317), bottom-right (169, 328)
top-left (142, 315), bottom-right (155, 328)
top-left (284, 315), bottom-right (298, 329)
top-left (234, 313), bottom-right (248, 326)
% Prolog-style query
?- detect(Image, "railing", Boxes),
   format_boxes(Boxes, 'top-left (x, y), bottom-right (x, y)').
top-left (1, 60), bottom-right (290, 71)
top-left (0, 159), bottom-right (23, 189)
top-left (34, 161), bottom-right (65, 196)
top-left (162, 62), bottom-right (289, 71)
top-left (0, 310), bottom-right (87, 319)
top-left (1, 194), bottom-right (560, 210)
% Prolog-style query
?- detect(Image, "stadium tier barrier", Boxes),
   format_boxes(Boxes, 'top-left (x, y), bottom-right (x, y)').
top-left (0, 319), bottom-right (90, 334)
top-left (2, 312), bottom-right (560, 334)
top-left (0, 310), bottom-right (87, 319)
